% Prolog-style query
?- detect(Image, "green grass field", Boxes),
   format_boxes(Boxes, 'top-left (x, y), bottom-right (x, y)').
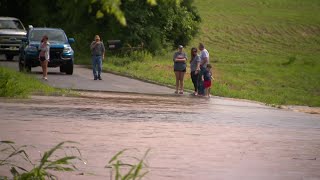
top-left (94, 0), bottom-right (320, 106)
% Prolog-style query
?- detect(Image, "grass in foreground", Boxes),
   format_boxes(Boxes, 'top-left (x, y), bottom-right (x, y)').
top-left (1, 141), bottom-right (149, 180)
top-left (0, 141), bottom-right (82, 180)
top-left (78, 0), bottom-right (319, 106)
top-left (0, 67), bottom-right (64, 98)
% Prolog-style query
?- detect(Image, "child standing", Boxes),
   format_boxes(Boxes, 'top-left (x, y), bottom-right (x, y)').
top-left (202, 64), bottom-right (213, 97)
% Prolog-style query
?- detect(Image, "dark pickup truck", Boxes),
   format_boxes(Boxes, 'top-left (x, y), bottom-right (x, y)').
top-left (0, 17), bottom-right (26, 60)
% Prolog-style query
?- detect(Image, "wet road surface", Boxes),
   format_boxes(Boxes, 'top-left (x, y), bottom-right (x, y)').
top-left (0, 92), bottom-right (319, 180)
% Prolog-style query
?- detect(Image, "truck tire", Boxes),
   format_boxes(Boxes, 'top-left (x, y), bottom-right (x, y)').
top-left (23, 56), bottom-right (31, 72)
top-left (18, 56), bottom-right (24, 72)
top-left (24, 62), bottom-right (31, 72)
top-left (18, 56), bottom-right (31, 72)
top-left (65, 62), bottom-right (73, 75)
top-left (59, 65), bottom-right (65, 73)
top-left (5, 54), bottom-right (14, 61)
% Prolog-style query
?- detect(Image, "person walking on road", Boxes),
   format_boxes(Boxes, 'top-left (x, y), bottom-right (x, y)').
top-left (190, 47), bottom-right (200, 96)
top-left (39, 35), bottom-right (50, 80)
top-left (197, 43), bottom-right (210, 95)
top-left (173, 45), bottom-right (187, 94)
top-left (90, 35), bottom-right (105, 80)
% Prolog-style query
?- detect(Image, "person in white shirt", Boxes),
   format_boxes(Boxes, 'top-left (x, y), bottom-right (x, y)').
top-left (197, 43), bottom-right (210, 95)
top-left (199, 43), bottom-right (209, 68)
top-left (39, 35), bottom-right (50, 80)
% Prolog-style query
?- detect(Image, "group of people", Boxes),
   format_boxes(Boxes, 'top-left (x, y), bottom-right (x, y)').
top-left (173, 43), bottom-right (212, 97)
top-left (38, 35), bottom-right (212, 97)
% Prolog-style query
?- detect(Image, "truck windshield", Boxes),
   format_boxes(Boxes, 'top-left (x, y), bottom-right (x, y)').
top-left (0, 20), bottom-right (25, 30)
top-left (29, 29), bottom-right (67, 42)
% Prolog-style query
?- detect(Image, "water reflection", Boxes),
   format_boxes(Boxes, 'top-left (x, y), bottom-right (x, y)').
top-left (0, 92), bottom-right (319, 180)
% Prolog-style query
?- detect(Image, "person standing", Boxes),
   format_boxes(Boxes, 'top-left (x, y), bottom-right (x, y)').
top-left (90, 35), bottom-right (105, 80)
top-left (39, 35), bottom-right (50, 80)
top-left (198, 43), bottom-right (210, 95)
top-left (190, 47), bottom-right (200, 95)
top-left (173, 45), bottom-right (187, 94)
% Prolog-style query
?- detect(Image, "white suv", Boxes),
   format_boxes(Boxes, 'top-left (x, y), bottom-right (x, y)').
top-left (0, 17), bottom-right (27, 60)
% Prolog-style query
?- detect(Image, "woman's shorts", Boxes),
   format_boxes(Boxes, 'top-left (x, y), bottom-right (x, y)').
top-left (204, 80), bottom-right (211, 88)
top-left (174, 68), bottom-right (186, 72)
top-left (39, 56), bottom-right (47, 62)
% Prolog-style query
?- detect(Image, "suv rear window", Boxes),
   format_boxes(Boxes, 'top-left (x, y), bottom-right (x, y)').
top-left (0, 20), bottom-right (25, 30)
top-left (29, 29), bottom-right (67, 42)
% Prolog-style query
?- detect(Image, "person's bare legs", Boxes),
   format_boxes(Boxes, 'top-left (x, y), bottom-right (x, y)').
top-left (205, 87), bottom-right (211, 97)
top-left (41, 60), bottom-right (48, 80)
top-left (40, 61), bottom-right (45, 77)
top-left (179, 72), bottom-right (185, 93)
top-left (44, 60), bottom-right (48, 79)
top-left (174, 71), bottom-right (179, 93)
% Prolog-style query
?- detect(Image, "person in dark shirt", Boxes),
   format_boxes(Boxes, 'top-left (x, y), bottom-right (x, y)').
top-left (173, 45), bottom-right (187, 94)
top-left (202, 64), bottom-right (213, 97)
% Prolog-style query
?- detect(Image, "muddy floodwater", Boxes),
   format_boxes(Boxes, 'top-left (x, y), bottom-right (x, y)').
top-left (0, 92), bottom-right (320, 180)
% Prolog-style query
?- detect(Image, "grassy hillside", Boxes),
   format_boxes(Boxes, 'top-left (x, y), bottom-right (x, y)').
top-left (99, 0), bottom-right (320, 106)
top-left (191, 0), bottom-right (320, 105)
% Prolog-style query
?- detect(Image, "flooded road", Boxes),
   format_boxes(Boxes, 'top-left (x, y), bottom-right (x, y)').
top-left (0, 93), bottom-right (320, 180)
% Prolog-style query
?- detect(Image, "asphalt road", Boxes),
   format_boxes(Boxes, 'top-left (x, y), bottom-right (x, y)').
top-left (0, 55), bottom-right (173, 94)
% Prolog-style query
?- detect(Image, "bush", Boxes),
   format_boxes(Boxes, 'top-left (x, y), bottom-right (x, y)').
top-left (108, 50), bottom-right (153, 66)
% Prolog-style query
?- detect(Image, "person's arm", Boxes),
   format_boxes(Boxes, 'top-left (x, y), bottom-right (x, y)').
top-left (200, 51), bottom-right (209, 66)
top-left (101, 42), bottom-right (106, 60)
top-left (200, 57), bottom-right (208, 66)
top-left (175, 58), bottom-right (187, 62)
top-left (175, 53), bottom-right (187, 62)
top-left (90, 41), bottom-right (97, 51)
top-left (45, 44), bottom-right (50, 60)
top-left (196, 56), bottom-right (200, 70)
top-left (173, 52), bottom-right (177, 62)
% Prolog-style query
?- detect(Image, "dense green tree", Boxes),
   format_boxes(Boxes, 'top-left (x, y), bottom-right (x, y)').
top-left (0, 0), bottom-right (200, 55)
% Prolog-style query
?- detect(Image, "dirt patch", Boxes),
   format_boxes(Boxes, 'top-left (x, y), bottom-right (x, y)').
top-left (280, 105), bottom-right (320, 115)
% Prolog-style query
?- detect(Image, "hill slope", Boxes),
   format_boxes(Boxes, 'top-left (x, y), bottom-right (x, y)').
top-left (192, 0), bottom-right (320, 106)
top-left (104, 0), bottom-right (320, 106)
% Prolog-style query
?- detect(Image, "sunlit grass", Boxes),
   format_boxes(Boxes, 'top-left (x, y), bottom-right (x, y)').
top-left (0, 67), bottom-right (73, 98)
top-left (78, 0), bottom-right (320, 106)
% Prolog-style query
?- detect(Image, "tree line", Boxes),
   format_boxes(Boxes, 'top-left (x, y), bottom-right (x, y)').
top-left (0, 0), bottom-right (201, 56)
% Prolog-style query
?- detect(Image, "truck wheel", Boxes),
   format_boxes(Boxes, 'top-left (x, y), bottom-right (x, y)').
top-left (19, 56), bottom-right (24, 72)
top-left (60, 65), bottom-right (65, 73)
top-left (5, 54), bottom-right (14, 61)
top-left (23, 56), bottom-right (31, 72)
top-left (65, 62), bottom-right (73, 75)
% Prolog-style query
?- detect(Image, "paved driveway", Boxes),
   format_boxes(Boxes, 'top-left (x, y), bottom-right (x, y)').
top-left (0, 56), bottom-right (173, 94)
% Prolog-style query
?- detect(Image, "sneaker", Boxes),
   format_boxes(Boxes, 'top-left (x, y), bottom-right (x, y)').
top-left (94, 77), bottom-right (97, 80)
top-left (179, 91), bottom-right (184, 95)
top-left (44, 77), bottom-right (48, 81)
top-left (174, 91), bottom-right (178, 94)
top-left (98, 76), bottom-right (102, 80)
